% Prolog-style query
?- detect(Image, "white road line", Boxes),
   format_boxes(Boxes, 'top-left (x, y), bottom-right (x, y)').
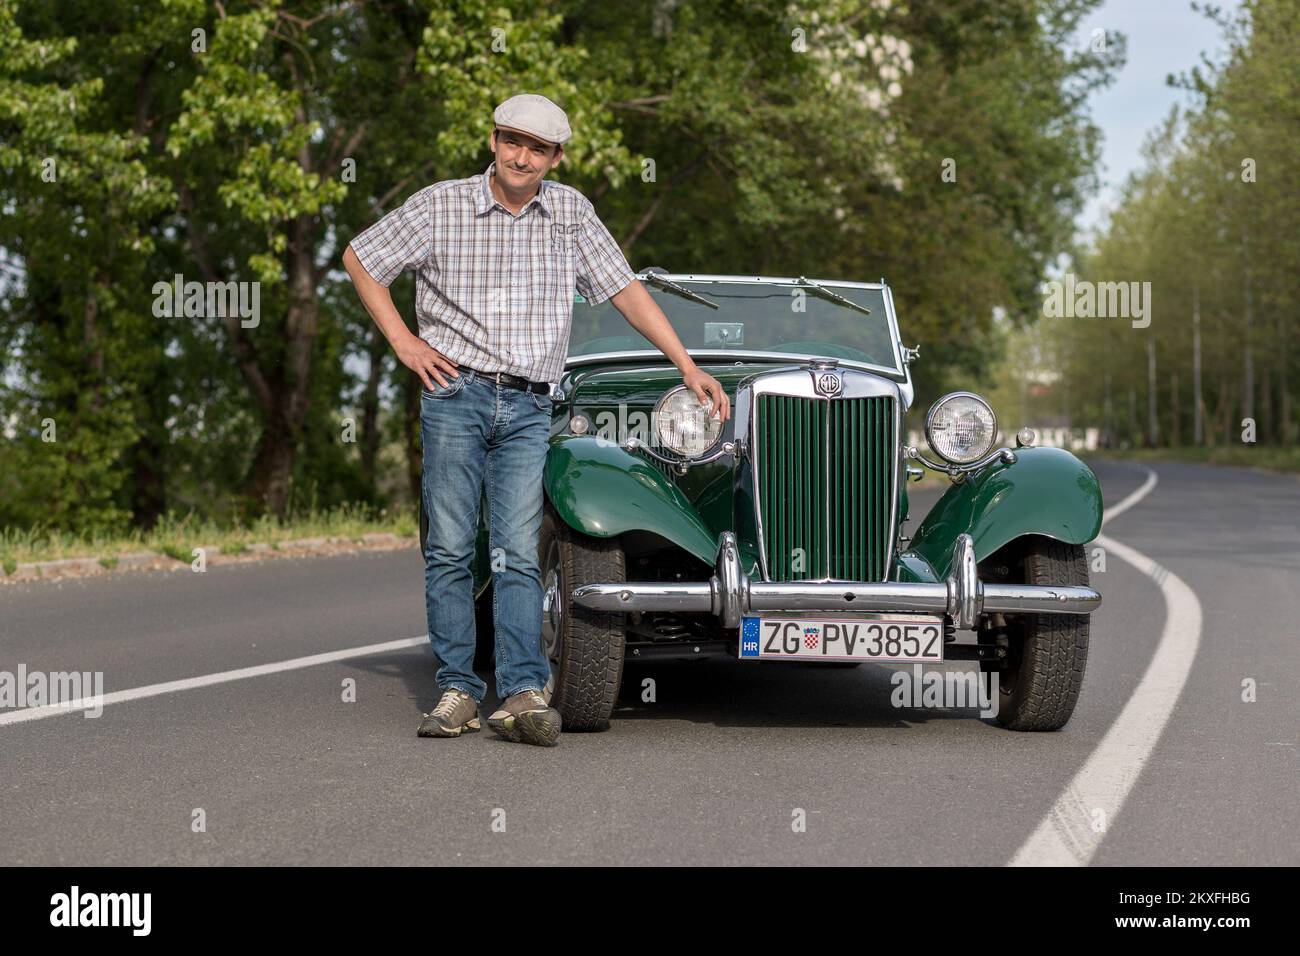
top-left (1009, 466), bottom-right (1203, 866)
top-left (0, 636), bottom-right (426, 728)
top-left (1100, 466), bottom-right (1158, 527)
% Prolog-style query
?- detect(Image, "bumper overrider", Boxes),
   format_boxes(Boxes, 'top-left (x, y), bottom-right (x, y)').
top-left (570, 532), bottom-right (1101, 629)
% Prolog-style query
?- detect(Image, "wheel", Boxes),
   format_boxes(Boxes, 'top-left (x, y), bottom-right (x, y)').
top-left (980, 536), bottom-right (1090, 731)
top-left (538, 503), bottom-right (626, 731)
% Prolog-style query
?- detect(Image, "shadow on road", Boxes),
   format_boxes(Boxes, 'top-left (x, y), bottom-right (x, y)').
top-left (337, 645), bottom-right (993, 732)
top-left (609, 658), bottom-right (995, 730)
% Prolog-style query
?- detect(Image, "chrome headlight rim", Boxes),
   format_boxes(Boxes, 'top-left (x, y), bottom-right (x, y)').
top-left (653, 383), bottom-right (724, 460)
top-left (924, 390), bottom-right (998, 466)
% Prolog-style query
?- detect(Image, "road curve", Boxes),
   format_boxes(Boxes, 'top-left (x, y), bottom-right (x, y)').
top-left (0, 459), bottom-right (1295, 865)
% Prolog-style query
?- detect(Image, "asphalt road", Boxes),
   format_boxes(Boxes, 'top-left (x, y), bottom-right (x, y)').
top-left (1, 459), bottom-right (1296, 865)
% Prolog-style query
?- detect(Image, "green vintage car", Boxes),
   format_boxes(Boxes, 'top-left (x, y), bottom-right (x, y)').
top-left (427, 271), bottom-right (1103, 732)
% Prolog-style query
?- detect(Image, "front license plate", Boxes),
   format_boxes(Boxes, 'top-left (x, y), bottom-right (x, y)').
top-left (739, 615), bottom-right (945, 663)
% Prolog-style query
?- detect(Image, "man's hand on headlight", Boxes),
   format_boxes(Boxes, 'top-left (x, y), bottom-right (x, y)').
top-left (683, 366), bottom-right (730, 423)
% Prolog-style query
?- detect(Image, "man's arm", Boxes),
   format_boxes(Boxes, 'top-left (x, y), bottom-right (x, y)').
top-left (608, 280), bottom-right (731, 423)
top-left (343, 245), bottom-right (459, 390)
top-left (572, 202), bottom-right (729, 423)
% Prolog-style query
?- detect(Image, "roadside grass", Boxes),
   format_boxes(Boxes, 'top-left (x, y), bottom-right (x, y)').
top-left (1087, 445), bottom-right (1300, 474)
top-left (10, 444), bottom-right (1289, 573)
top-left (0, 503), bottom-right (418, 571)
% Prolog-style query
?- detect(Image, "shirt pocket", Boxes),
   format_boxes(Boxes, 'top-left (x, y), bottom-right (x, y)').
top-left (538, 221), bottom-right (579, 304)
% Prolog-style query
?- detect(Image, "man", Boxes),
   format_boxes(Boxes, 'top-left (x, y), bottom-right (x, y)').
top-left (343, 93), bottom-right (729, 747)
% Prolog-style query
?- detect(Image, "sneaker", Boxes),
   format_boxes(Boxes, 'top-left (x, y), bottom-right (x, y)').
top-left (418, 688), bottom-right (481, 738)
top-left (487, 690), bottom-right (561, 747)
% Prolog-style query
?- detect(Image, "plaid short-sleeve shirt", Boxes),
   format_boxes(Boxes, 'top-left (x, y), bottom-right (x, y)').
top-left (348, 161), bottom-right (636, 384)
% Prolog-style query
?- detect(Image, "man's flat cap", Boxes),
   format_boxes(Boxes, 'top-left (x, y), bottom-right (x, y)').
top-left (493, 93), bottom-right (571, 147)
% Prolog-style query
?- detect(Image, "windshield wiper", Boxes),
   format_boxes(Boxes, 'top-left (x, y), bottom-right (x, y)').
top-left (794, 276), bottom-right (872, 317)
top-left (641, 270), bottom-right (719, 309)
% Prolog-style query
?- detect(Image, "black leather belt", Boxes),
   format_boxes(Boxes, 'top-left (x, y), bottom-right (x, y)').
top-left (472, 368), bottom-right (550, 395)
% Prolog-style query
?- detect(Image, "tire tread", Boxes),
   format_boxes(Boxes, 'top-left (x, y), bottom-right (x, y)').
top-left (997, 538), bottom-right (1090, 732)
top-left (546, 508), bottom-right (626, 731)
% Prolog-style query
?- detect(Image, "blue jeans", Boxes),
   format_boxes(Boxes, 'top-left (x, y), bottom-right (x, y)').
top-left (420, 370), bottom-right (553, 702)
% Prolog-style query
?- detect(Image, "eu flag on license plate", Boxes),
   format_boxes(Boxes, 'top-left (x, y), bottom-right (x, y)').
top-left (740, 617), bottom-right (760, 658)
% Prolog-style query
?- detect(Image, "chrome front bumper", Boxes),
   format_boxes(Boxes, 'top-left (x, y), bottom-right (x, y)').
top-left (570, 532), bottom-right (1101, 629)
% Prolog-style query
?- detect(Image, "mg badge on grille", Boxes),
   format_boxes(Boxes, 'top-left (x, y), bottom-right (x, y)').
top-left (814, 372), bottom-right (842, 397)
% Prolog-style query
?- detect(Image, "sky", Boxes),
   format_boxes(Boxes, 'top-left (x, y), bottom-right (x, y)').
top-left (1073, 0), bottom-right (1242, 240)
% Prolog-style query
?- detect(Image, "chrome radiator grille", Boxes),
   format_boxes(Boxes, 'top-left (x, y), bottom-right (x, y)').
top-left (753, 393), bottom-right (896, 581)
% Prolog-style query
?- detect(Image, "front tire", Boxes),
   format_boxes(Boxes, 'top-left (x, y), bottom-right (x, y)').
top-left (538, 504), bottom-right (626, 731)
top-left (980, 537), bottom-right (1090, 731)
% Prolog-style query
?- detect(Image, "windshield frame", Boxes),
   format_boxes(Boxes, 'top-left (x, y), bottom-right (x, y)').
top-left (566, 273), bottom-right (907, 380)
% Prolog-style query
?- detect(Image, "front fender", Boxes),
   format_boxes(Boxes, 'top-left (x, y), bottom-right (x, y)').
top-left (910, 446), bottom-right (1103, 578)
top-left (543, 435), bottom-right (718, 565)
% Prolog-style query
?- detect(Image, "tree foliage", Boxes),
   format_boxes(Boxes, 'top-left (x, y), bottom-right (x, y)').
top-left (1050, 0), bottom-right (1298, 448)
top-left (1, 0), bottom-right (1120, 534)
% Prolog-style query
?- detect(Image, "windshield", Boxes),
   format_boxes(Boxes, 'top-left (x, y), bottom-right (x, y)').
top-left (568, 276), bottom-right (903, 374)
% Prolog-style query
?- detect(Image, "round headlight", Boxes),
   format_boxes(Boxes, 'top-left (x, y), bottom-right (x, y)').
top-left (653, 386), bottom-right (723, 458)
top-left (925, 392), bottom-right (998, 464)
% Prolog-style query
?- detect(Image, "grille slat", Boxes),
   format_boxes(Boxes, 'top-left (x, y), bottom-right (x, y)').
top-left (755, 393), bottom-right (894, 582)
top-left (868, 399), bottom-right (876, 579)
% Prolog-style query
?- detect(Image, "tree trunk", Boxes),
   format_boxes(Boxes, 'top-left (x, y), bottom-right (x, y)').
top-left (1102, 368), bottom-right (1112, 444)
top-left (246, 408), bottom-right (298, 514)
top-left (1127, 385), bottom-right (1138, 447)
top-left (1018, 371), bottom-right (1027, 429)
top-left (83, 280), bottom-right (105, 414)
top-left (1260, 360), bottom-right (1273, 444)
top-left (282, 213), bottom-right (319, 433)
top-left (1277, 309), bottom-right (1291, 443)
top-left (1212, 371), bottom-right (1234, 446)
top-left (1146, 337), bottom-right (1159, 447)
top-left (130, 364), bottom-right (168, 529)
top-left (1192, 285), bottom-right (1204, 445)
top-left (1169, 367), bottom-right (1179, 448)
top-left (238, 58), bottom-right (323, 517)
top-left (242, 214), bottom-right (320, 515)
top-left (1061, 372), bottom-right (1071, 438)
top-left (1243, 267), bottom-right (1254, 425)
top-left (129, 432), bottom-right (166, 529)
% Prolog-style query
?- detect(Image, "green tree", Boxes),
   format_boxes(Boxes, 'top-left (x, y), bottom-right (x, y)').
top-left (1057, 0), bottom-right (1298, 450)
